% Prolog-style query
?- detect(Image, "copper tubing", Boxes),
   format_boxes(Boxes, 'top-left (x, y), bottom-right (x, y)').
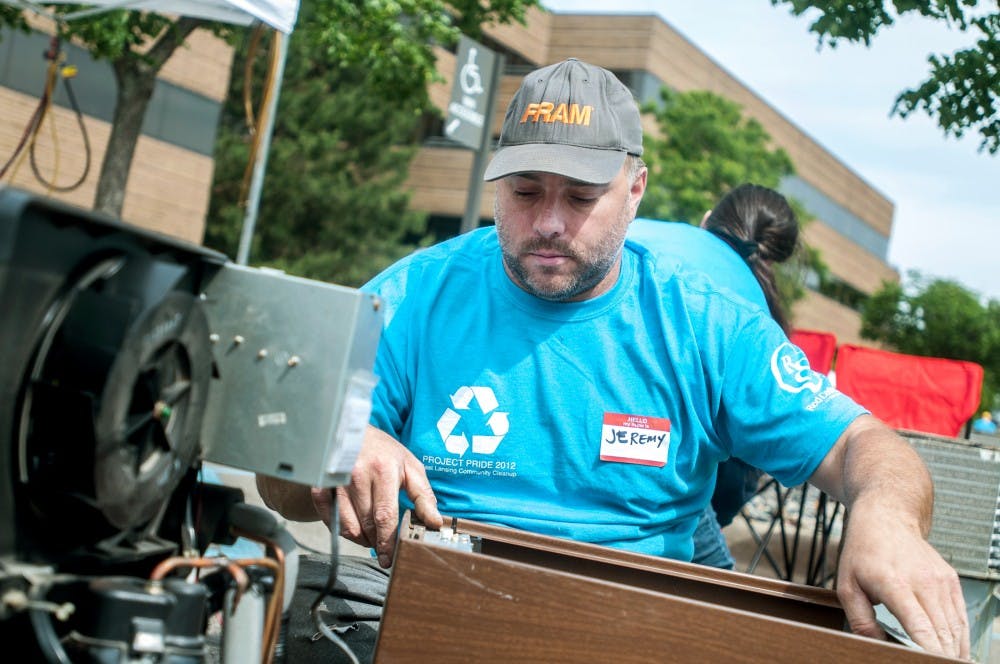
top-left (149, 556), bottom-right (251, 609)
top-left (231, 556), bottom-right (282, 664)
top-left (231, 526), bottom-right (288, 664)
top-left (148, 554), bottom-right (283, 664)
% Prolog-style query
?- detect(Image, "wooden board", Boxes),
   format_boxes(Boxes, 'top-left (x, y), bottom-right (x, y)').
top-left (374, 512), bottom-right (956, 663)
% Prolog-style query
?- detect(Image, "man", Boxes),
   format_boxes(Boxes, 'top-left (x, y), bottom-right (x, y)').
top-left (259, 58), bottom-right (968, 659)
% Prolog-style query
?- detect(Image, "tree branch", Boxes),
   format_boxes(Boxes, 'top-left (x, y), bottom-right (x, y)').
top-left (146, 15), bottom-right (205, 71)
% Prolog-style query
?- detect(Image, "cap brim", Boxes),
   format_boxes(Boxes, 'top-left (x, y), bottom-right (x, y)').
top-left (483, 143), bottom-right (627, 184)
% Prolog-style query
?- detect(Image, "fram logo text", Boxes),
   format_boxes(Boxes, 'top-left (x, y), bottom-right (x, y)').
top-left (519, 102), bottom-right (592, 126)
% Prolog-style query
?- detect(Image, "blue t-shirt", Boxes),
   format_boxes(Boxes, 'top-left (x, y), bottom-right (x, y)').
top-left (627, 218), bottom-right (767, 310)
top-left (973, 418), bottom-right (997, 434)
top-left (363, 227), bottom-right (865, 561)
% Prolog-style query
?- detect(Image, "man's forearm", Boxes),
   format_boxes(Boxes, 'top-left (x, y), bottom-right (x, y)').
top-left (255, 474), bottom-right (322, 522)
top-left (811, 414), bottom-right (933, 535)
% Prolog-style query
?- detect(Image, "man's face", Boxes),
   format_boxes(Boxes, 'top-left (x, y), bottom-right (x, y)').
top-left (494, 163), bottom-right (646, 302)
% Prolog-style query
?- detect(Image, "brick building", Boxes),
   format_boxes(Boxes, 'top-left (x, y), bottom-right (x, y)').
top-left (0, 6), bottom-right (897, 342)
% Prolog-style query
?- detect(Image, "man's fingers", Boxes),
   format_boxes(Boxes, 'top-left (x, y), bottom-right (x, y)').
top-left (937, 565), bottom-right (970, 659)
top-left (334, 427), bottom-right (439, 568)
top-left (922, 570), bottom-right (968, 659)
top-left (309, 487), bottom-right (333, 526)
top-left (870, 584), bottom-right (944, 655)
top-left (950, 581), bottom-right (971, 660)
top-left (358, 453), bottom-right (404, 567)
top-left (350, 476), bottom-right (379, 551)
top-left (890, 565), bottom-right (967, 658)
top-left (372, 492), bottom-right (400, 568)
top-left (335, 485), bottom-right (371, 548)
top-left (412, 492), bottom-right (442, 529)
top-left (837, 580), bottom-right (886, 642)
top-left (404, 457), bottom-right (442, 529)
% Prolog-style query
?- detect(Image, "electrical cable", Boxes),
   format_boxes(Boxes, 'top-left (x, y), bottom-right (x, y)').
top-left (29, 64), bottom-right (92, 192)
top-left (0, 47), bottom-right (57, 181)
top-left (289, 534), bottom-right (331, 557)
top-left (243, 23), bottom-right (265, 135)
top-left (309, 492), bottom-right (360, 664)
top-left (238, 26), bottom-right (283, 208)
top-left (0, 36), bottom-right (91, 192)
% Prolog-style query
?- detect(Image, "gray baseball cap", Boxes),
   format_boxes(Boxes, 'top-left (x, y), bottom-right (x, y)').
top-left (483, 58), bottom-right (644, 185)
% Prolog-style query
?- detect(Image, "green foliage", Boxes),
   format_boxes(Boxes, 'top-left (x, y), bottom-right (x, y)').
top-left (637, 87), bottom-right (821, 316)
top-left (205, 28), bottom-right (430, 286)
top-left (308, 0), bottom-right (538, 108)
top-left (0, 1), bottom-right (536, 217)
top-left (771, 0), bottom-right (1000, 154)
top-left (5, 6), bottom-right (234, 64)
top-left (638, 88), bottom-right (795, 224)
top-left (206, 0), bottom-right (538, 285)
top-left (0, 6), bottom-right (27, 34)
top-left (861, 271), bottom-right (1000, 409)
top-left (0, 7), bottom-right (231, 214)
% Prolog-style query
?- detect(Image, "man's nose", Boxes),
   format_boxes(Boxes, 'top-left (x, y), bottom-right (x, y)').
top-left (534, 199), bottom-right (566, 238)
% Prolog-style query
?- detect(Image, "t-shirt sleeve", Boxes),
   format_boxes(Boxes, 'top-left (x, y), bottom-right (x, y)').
top-left (716, 314), bottom-right (868, 487)
top-left (361, 269), bottom-right (412, 441)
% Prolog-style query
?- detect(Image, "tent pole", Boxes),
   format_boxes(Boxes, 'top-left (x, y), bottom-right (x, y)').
top-left (236, 28), bottom-right (288, 265)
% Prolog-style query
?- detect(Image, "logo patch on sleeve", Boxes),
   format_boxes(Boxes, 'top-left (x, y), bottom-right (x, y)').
top-left (770, 342), bottom-right (825, 394)
top-left (600, 412), bottom-right (670, 467)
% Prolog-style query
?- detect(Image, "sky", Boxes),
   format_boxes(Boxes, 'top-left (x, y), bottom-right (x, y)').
top-left (543, 0), bottom-right (1000, 301)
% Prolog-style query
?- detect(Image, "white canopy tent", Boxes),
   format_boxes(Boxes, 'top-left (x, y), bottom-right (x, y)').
top-left (14, 0), bottom-right (298, 33)
top-left (4, 0), bottom-right (299, 263)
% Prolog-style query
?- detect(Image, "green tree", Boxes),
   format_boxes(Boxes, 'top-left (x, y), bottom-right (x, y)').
top-left (205, 0), bottom-right (538, 284)
top-left (0, 1), bottom-right (537, 217)
top-left (0, 8), bottom-right (228, 215)
top-left (771, 1), bottom-right (1000, 154)
top-left (638, 88), bottom-right (795, 224)
top-left (638, 87), bottom-right (822, 312)
top-left (861, 271), bottom-right (1000, 409)
top-left (205, 28), bottom-right (431, 286)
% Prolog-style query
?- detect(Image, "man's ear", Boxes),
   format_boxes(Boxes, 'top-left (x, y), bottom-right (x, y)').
top-left (629, 166), bottom-right (647, 216)
top-left (700, 210), bottom-right (711, 227)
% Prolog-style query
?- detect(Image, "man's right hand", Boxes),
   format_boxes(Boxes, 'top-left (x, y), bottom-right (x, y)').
top-left (334, 425), bottom-right (442, 568)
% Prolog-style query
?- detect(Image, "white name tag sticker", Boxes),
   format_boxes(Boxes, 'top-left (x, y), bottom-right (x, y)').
top-left (599, 412), bottom-right (670, 467)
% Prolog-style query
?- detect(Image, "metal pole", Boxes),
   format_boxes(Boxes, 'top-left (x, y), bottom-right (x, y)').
top-left (236, 29), bottom-right (289, 265)
top-left (459, 53), bottom-right (505, 234)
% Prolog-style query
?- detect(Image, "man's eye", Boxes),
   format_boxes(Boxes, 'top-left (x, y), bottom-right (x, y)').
top-left (571, 196), bottom-right (597, 204)
top-left (514, 190), bottom-right (538, 198)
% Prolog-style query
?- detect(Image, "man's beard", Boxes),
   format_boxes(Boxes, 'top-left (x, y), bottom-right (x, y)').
top-left (495, 198), bottom-right (631, 302)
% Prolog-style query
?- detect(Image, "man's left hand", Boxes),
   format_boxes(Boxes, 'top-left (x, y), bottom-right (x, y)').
top-left (835, 497), bottom-right (969, 659)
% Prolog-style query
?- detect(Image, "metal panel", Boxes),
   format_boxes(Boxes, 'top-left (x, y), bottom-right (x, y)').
top-left (901, 430), bottom-right (1000, 580)
top-left (199, 263), bottom-right (382, 488)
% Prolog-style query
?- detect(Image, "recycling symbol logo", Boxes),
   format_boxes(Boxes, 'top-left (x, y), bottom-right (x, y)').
top-left (436, 386), bottom-right (509, 457)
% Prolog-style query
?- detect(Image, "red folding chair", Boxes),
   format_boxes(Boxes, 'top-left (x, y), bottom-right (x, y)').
top-left (834, 344), bottom-right (984, 438)
top-left (789, 329), bottom-right (837, 375)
